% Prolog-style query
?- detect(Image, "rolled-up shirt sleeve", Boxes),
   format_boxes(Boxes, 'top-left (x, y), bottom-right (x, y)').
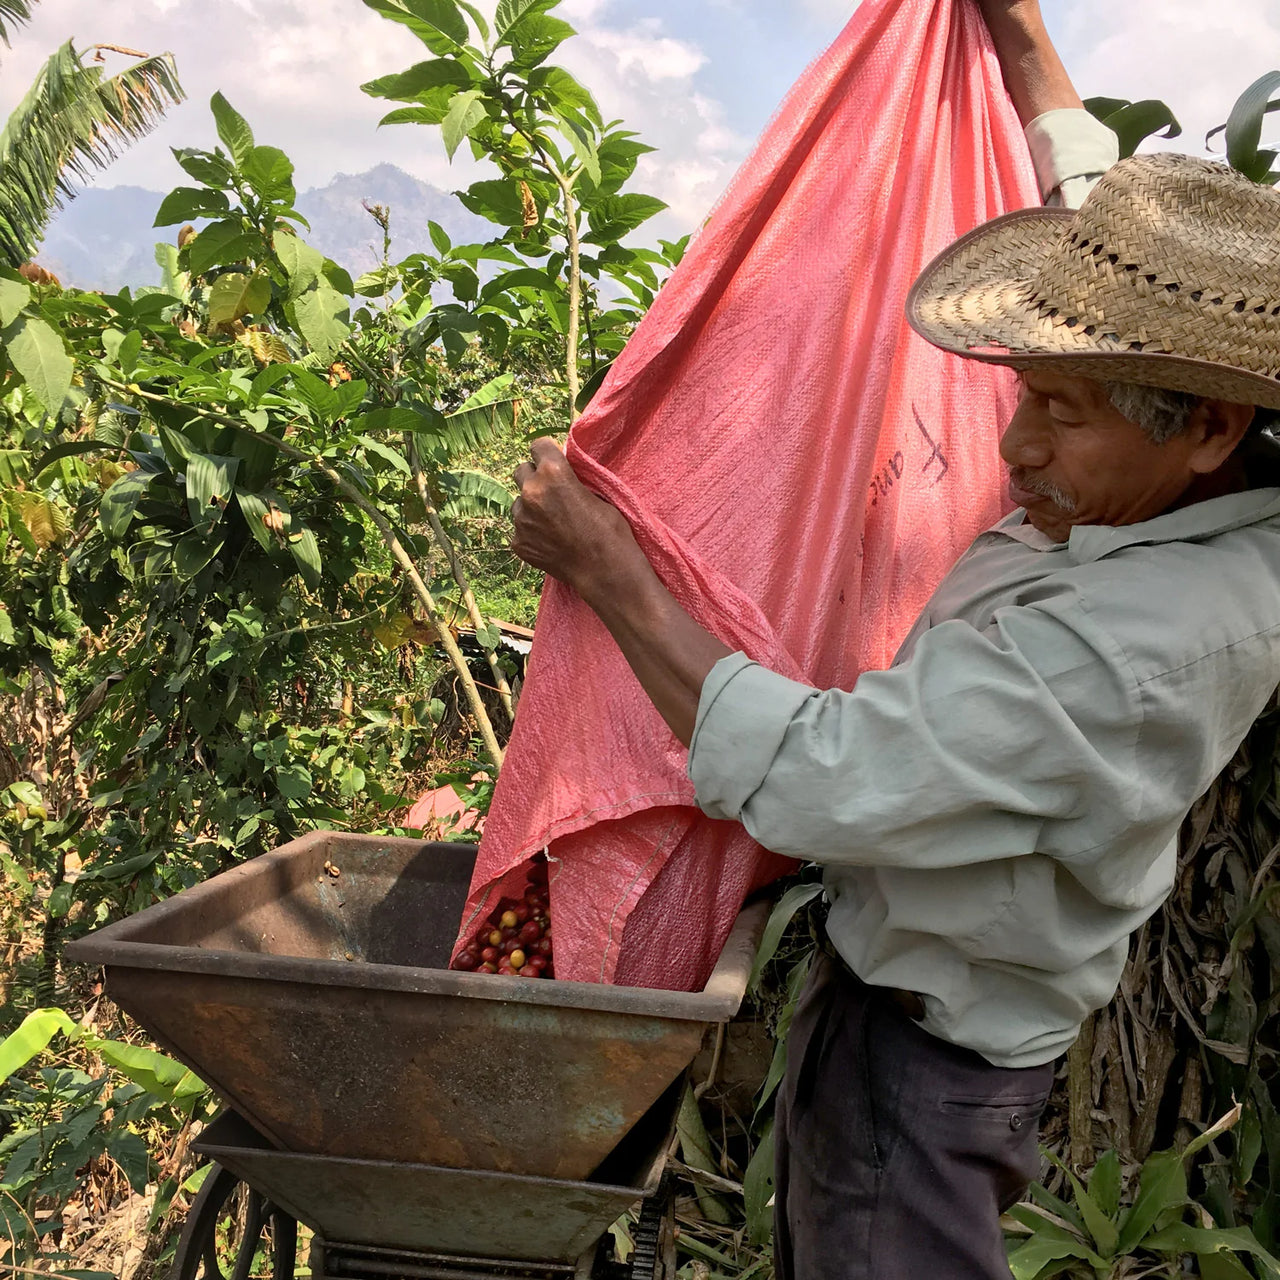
top-left (1025, 108), bottom-right (1119, 208)
top-left (688, 601), bottom-right (1151, 870)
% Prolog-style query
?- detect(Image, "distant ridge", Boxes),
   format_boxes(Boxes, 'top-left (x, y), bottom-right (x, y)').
top-left (33, 163), bottom-right (491, 293)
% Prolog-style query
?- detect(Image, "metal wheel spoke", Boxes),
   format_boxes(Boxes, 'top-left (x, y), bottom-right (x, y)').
top-left (230, 1190), bottom-right (268, 1280)
top-left (271, 1210), bottom-right (298, 1280)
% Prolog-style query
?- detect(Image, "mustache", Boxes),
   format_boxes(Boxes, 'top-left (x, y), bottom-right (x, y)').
top-left (1008, 468), bottom-right (1077, 513)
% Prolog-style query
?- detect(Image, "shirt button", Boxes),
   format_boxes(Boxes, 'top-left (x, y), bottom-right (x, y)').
top-left (1009, 1113), bottom-right (1024, 1132)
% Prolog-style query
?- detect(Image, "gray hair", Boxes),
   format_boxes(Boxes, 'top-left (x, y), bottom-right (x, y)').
top-left (1104, 381), bottom-right (1280, 444)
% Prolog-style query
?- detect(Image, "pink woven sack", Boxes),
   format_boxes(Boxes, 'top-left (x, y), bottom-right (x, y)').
top-left (457, 0), bottom-right (1039, 989)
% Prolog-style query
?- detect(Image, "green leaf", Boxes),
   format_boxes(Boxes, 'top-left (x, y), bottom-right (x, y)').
top-left (6, 316), bottom-right (72, 412)
top-left (186, 219), bottom-right (260, 275)
top-left (291, 284), bottom-right (350, 361)
top-left (558, 113), bottom-right (601, 185)
top-left (172, 146), bottom-right (235, 189)
top-left (1222, 72), bottom-right (1280, 181)
top-left (275, 762), bottom-right (313, 801)
top-left (1006, 1233), bottom-right (1108, 1280)
top-left (275, 231), bottom-right (326, 298)
top-left (0, 268), bottom-right (31, 326)
top-left (1144, 1223), bottom-right (1280, 1272)
top-left (92, 1039), bottom-right (205, 1103)
top-left (154, 185), bottom-right (230, 227)
top-left (210, 91), bottom-right (255, 164)
top-left (173, 529), bottom-right (225, 579)
top-left (288, 524), bottom-right (322, 589)
top-left (748, 882), bottom-right (822, 991)
top-left (428, 220), bottom-right (452, 254)
top-left (339, 763), bottom-right (367, 798)
top-left (107, 1130), bottom-right (151, 1193)
top-left (584, 193), bottom-right (667, 246)
top-left (456, 177), bottom-right (528, 226)
top-left (359, 406), bottom-right (440, 433)
top-left (242, 145), bottom-right (295, 201)
top-left (742, 1120), bottom-right (775, 1246)
top-left (361, 58), bottom-right (473, 110)
top-left (358, 435), bottom-right (412, 474)
top-left (290, 367), bottom-right (340, 422)
top-left (1116, 1149), bottom-right (1187, 1252)
top-left (100, 470), bottom-right (155, 537)
top-left (1089, 1149), bottom-right (1122, 1220)
top-left (1097, 99), bottom-right (1181, 160)
top-left (32, 438), bottom-right (120, 477)
top-left (0, 1008), bottom-right (77, 1082)
top-left (506, 14), bottom-right (575, 67)
top-left (676, 1080), bottom-right (733, 1225)
top-left (184, 453), bottom-right (240, 534)
top-left (117, 329), bottom-right (143, 377)
top-left (495, 0), bottom-right (557, 39)
top-left (442, 89), bottom-right (487, 161)
top-left (402, 0), bottom-right (468, 46)
top-left (208, 272), bottom-right (271, 325)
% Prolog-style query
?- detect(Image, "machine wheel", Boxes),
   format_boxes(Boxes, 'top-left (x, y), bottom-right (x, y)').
top-left (170, 1164), bottom-right (298, 1280)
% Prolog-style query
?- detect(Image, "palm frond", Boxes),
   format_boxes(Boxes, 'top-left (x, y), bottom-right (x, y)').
top-left (438, 469), bottom-right (514, 520)
top-left (0, 40), bottom-right (185, 267)
top-left (0, 0), bottom-right (34, 47)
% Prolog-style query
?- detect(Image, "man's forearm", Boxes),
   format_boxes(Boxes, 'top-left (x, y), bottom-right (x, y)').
top-left (978, 0), bottom-right (1083, 125)
top-left (576, 548), bottom-right (732, 749)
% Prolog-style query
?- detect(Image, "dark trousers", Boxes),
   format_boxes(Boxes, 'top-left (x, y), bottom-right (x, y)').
top-left (774, 953), bottom-right (1054, 1279)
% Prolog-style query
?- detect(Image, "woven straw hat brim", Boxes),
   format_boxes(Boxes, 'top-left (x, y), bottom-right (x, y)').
top-left (906, 206), bottom-right (1280, 412)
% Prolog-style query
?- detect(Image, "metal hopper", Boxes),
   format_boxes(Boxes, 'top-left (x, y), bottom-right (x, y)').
top-left (66, 834), bottom-right (767, 1183)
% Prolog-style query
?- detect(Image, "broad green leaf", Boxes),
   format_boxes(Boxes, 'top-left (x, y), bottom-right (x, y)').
top-left (495, 0), bottom-right (557, 39)
top-left (1065, 1171), bottom-right (1118, 1258)
top-left (756, 951), bottom-right (812, 1116)
top-left (360, 58), bottom-right (473, 107)
top-left (0, 1008), bottom-right (77, 1082)
top-left (442, 89), bottom-right (487, 161)
top-left (275, 763), bottom-right (313, 801)
top-left (242, 145), bottom-right (296, 201)
top-left (558, 113), bottom-right (601, 185)
top-left (210, 91), bottom-right (255, 164)
top-left (1006, 1233), bottom-right (1108, 1280)
top-left (677, 1080), bottom-right (732, 1225)
top-left (361, 0), bottom-right (468, 53)
top-left (1089, 1148), bottom-right (1122, 1220)
top-left (480, 266), bottom-right (553, 302)
top-left (453, 371), bottom-right (516, 415)
top-left (288, 524), bottom-right (322, 589)
top-left (32, 439), bottom-right (118, 477)
top-left (584, 193), bottom-right (668, 246)
top-left (101, 469), bottom-right (155, 537)
top-left (117, 329), bottom-right (143, 377)
top-left (291, 284), bottom-right (350, 361)
top-left (529, 65), bottom-right (601, 125)
top-left (439, 468), bottom-right (512, 517)
top-left (455, 0), bottom-right (488, 40)
top-left (428, 220), bottom-right (452, 254)
top-left (107, 1130), bottom-right (151, 1193)
top-left (748, 882), bottom-right (822, 990)
top-left (6, 316), bottom-right (73, 412)
top-left (185, 453), bottom-right (240, 534)
top-left (208, 272), bottom-right (272, 325)
top-left (153, 185), bottom-right (231, 228)
top-left (506, 13), bottom-right (575, 67)
top-left (1116, 1149), bottom-right (1187, 1252)
top-left (172, 146), bottom-right (235, 188)
top-left (456, 178), bottom-right (528, 226)
top-left (1222, 72), bottom-right (1280, 181)
top-left (339, 763), bottom-right (367, 799)
top-left (234, 488), bottom-right (286, 552)
top-left (1144, 1224), bottom-right (1280, 1272)
top-left (402, 0), bottom-right (468, 46)
top-left (0, 269), bottom-right (31, 326)
top-left (92, 1039), bottom-right (206, 1103)
top-left (173, 529), bottom-right (225, 579)
top-left (359, 406), bottom-right (440, 433)
top-left (186, 219), bottom-right (260, 275)
top-left (358, 435), bottom-right (412, 474)
top-left (290, 367), bottom-right (341, 422)
top-left (275, 231), bottom-right (326, 298)
top-left (742, 1120), bottom-right (776, 1246)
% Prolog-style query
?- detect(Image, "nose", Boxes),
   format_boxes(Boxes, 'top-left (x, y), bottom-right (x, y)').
top-left (999, 395), bottom-right (1053, 470)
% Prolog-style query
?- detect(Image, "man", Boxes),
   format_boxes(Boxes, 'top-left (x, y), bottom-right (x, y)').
top-left (509, 3), bottom-right (1280, 1276)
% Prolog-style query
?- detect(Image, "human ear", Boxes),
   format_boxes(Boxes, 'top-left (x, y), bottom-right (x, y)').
top-left (1186, 399), bottom-right (1255, 475)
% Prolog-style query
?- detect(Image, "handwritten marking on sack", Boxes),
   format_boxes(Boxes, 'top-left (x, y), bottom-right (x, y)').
top-left (869, 451), bottom-right (905, 507)
top-left (913, 407), bottom-right (949, 485)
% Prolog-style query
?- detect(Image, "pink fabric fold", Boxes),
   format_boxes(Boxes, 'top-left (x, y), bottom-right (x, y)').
top-left (458, 0), bottom-right (1040, 989)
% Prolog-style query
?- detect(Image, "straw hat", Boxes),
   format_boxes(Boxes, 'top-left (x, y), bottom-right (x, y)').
top-left (906, 152), bottom-right (1280, 410)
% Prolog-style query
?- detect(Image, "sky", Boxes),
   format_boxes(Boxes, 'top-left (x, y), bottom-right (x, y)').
top-left (2, 0), bottom-right (1279, 245)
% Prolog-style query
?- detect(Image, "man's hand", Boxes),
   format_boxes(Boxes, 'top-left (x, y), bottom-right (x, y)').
top-left (511, 438), bottom-right (644, 603)
top-left (508, 437), bottom-right (731, 747)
